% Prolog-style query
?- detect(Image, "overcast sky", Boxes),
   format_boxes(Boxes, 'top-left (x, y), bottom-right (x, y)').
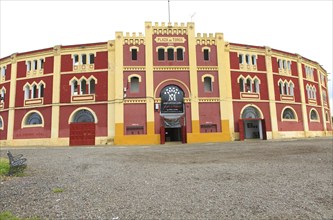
top-left (0, 0), bottom-right (332, 114)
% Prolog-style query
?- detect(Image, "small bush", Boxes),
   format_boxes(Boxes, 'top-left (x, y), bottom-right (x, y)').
top-left (0, 158), bottom-right (10, 176)
top-left (0, 211), bottom-right (40, 220)
top-left (0, 211), bottom-right (19, 220)
top-left (52, 187), bottom-right (64, 193)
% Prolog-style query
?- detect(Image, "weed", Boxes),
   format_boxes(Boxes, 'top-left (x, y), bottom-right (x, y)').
top-left (0, 158), bottom-right (10, 176)
top-left (52, 187), bottom-right (64, 193)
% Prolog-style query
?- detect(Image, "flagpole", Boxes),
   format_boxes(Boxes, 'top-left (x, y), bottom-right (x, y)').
top-left (168, 0), bottom-right (171, 23)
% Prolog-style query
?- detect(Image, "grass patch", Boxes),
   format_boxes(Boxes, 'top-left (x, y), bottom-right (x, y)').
top-left (0, 211), bottom-right (40, 220)
top-left (0, 158), bottom-right (10, 176)
top-left (52, 187), bottom-right (64, 193)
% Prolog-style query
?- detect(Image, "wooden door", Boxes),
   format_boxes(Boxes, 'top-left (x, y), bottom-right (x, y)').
top-left (70, 122), bottom-right (95, 146)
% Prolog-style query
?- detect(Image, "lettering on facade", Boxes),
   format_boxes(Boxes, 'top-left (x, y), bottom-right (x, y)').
top-left (155, 37), bottom-right (186, 43)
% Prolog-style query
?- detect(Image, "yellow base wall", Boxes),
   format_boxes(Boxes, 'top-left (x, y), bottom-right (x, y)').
top-left (187, 132), bottom-right (231, 143)
top-left (114, 134), bottom-right (160, 145)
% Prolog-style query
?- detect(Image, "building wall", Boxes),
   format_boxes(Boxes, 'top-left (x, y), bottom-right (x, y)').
top-left (0, 21), bottom-right (331, 147)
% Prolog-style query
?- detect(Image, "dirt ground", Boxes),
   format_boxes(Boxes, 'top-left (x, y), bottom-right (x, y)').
top-left (0, 137), bottom-right (332, 219)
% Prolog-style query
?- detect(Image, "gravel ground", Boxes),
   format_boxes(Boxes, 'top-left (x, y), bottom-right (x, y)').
top-left (0, 137), bottom-right (332, 220)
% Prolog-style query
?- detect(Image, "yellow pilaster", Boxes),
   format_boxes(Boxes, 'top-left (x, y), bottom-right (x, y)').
top-left (316, 65), bottom-right (327, 132)
top-left (107, 40), bottom-right (116, 142)
top-left (296, 55), bottom-right (309, 135)
top-left (145, 22), bottom-right (155, 135)
top-left (187, 22), bottom-right (199, 133)
top-left (216, 34), bottom-right (233, 140)
top-left (265, 47), bottom-right (278, 139)
top-left (114, 32), bottom-right (124, 143)
top-left (50, 46), bottom-right (61, 142)
top-left (7, 54), bottom-right (17, 141)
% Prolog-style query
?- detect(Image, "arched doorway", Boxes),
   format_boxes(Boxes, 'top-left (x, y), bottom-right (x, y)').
top-left (69, 109), bottom-right (96, 146)
top-left (160, 85), bottom-right (186, 144)
top-left (239, 106), bottom-right (267, 141)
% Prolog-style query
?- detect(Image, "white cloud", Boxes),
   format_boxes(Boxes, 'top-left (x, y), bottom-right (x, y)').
top-left (1, 0), bottom-right (332, 114)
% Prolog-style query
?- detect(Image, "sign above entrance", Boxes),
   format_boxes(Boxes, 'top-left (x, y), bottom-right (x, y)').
top-left (161, 85), bottom-right (184, 113)
top-left (155, 37), bottom-right (186, 43)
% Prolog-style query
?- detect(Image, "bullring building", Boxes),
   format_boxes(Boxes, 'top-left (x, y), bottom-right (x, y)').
top-left (0, 22), bottom-right (332, 146)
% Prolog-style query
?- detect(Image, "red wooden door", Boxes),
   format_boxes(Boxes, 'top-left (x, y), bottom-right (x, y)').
top-left (70, 123), bottom-right (95, 146)
top-left (181, 125), bottom-right (187, 144)
top-left (238, 119), bottom-right (245, 141)
top-left (261, 119), bottom-right (267, 140)
top-left (160, 126), bottom-right (165, 144)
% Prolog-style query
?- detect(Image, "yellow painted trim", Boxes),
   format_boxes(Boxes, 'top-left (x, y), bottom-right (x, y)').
top-left (67, 107), bottom-right (98, 124)
top-left (21, 110), bottom-right (44, 128)
top-left (201, 46), bottom-right (211, 52)
top-left (154, 79), bottom-right (191, 98)
top-left (127, 74), bottom-right (142, 82)
top-left (201, 74), bottom-right (215, 82)
top-left (129, 46), bottom-right (139, 52)
top-left (239, 104), bottom-right (264, 119)
top-left (115, 134), bottom-right (160, 145)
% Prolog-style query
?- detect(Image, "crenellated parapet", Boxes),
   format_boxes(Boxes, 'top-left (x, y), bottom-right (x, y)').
top-left (196, 33), bottom-right (220, 45)
top-left (151, 22), bottom-right (190, 35)
top-left (124, 32), bottom-right (145, 45)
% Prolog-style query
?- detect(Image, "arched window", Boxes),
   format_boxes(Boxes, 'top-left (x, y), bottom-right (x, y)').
top-left (278, 59), bottom-right (282, 69)
top-left (130, 77), bottom-right (139, 93)
top-left (282, 108), bottom-right (296, 120)
top-left (72, 109), bottom-right (95, 123)
top-left (73, 54), bottom-right (79, 66)
top-left (81, 79), bottom-right (87, 94)
top-left (158, 48), bottom-right (164, 60)
top-left (167, 48), bottom-right (174, 60)
top-left (71, 80), bottom-right (78, 95)
top-left (89, 54), bottom-right (95, 64)
top-left (32, 85), bottom-right (37, 98)
top-left (310, 109), bottom-right (319, 121)
top-left (24, 85), bottom-right (30, 100)
top-left (39, 84), bottom-right (44, 98)
top-left (246, 78), bottom-right (252, 92)
top-left (251, 55), bottom-right (256, 65)
top-left (81, 54), bottom-right (87, 65)
top-left (283, 60), bottom-right (287, 69)
top-left (254, 79), bottom-right (260, 93)
top-left (204, 77), bottom-right (212, 92)
top-left (238, 54), bottom-right (243, 64)
top-left (26, 61), bottom-right (31, 71)
top-left (39, 59), bottom-right (44, 69)
top-left (289, 83), bottom-right (294, 96)
top-left (287, 61), bottom-right (291, 70)
top-left (0, 116), bottom-right (3, 129)
top-left (131, 48), bottom-right (138, 61)
top-left (89, 79), bottom-right (96, 94)
top-left (203, 49), bottom-right (209, 61)
top-left (33, 60), bottom-right (38, 70)
top-left (177, 48), bottom-right (184, 60)
top-left (0, 88), bottom-right (5, 103)
top-left (239, 78), bottom-right (244, 92)
top-left (245, 54), bottom-right (250, 64)
top-left (241, 106), bottom-right (261, 119)
top-left (25, 112), bottom-right (43, 125)
top-left (284, 82), bottom-right (288, 95)
top-left (325, 112), bottom-right (329, 122)
top-left (279, 81), bottom-right (284, 95)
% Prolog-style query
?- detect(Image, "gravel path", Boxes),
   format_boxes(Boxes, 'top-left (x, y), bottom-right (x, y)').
top-left (0, 138), bottom-right (332, 219)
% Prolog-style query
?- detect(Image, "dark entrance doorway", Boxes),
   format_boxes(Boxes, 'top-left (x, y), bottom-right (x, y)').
top-left (165, 128), bottom-right (181, 142)
top-left (239, 106), bottom-right (267, 141)
top-left (160, 85), bottom-right (187, 144)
